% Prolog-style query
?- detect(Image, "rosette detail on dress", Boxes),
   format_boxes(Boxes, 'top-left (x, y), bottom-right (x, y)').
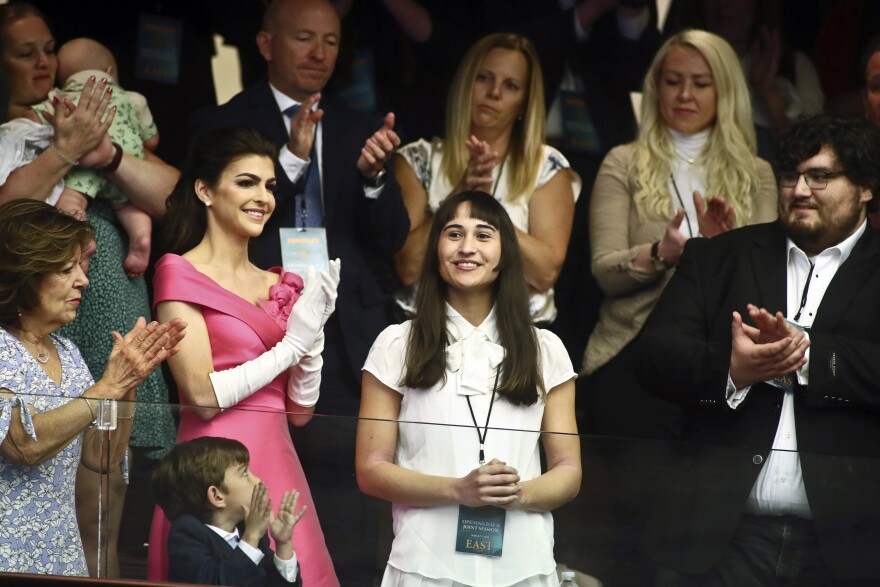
top-left (260, 271), bottom-right (304, 330)
top-left (446, 329), bottom-right (505, 396)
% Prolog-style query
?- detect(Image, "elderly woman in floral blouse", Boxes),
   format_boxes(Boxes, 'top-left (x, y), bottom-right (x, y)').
top-left (0, 199), bottom-right (184, 576)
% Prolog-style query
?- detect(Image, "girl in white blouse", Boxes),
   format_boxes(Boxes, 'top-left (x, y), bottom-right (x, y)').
top-left (357, 191), bottom-right (581, 587)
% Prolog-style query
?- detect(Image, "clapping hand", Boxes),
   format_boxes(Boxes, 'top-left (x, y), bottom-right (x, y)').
top-left (269, 490), bottom-right (307, 557)
top-left (693, 191), bottom-right (736, 237)
top-left (285, 259), bottom-right (341, 359)
top-left (241, 482), bottom-right (273, 549)
top-left (287, 93), bottom-right (323, 160)
top-left (100, 317), bottom-right (186, 398)
top-left (729, 305), bottom-right (809, 389)
top-left (655, 209), bottom-right (688, 267)
top-left (47, 76), bottom-right (115, 164)
top-left (746, 304), bottom-right (809, 348)
top-left (357, 112), bottom-right (401, 179)
top-left (459, 135), bottom-right (498, 193)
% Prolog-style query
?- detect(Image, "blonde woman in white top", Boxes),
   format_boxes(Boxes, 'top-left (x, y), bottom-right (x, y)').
top-left (393, 33), bottom-right (581, 324)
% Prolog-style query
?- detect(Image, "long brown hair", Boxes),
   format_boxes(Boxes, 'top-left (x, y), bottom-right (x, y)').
top-left (161, 127), bottom-right (278, 254)
top-left (403, 191), bottom-right (543, 406)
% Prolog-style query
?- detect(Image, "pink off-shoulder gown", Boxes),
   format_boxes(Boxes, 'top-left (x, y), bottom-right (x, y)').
top-left (146, 254), bottom-right (339, 586)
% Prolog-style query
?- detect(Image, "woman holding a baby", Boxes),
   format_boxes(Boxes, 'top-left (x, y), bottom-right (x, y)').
top-left (0, 2), bottom-right (180, 578)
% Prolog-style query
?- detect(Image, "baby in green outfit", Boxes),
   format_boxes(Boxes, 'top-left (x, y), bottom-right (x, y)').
top-left (34, 38), bottom-right (159, 277)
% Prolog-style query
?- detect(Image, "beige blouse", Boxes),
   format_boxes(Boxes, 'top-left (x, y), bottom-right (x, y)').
top-left (582, 142), bottom-right (779, 375)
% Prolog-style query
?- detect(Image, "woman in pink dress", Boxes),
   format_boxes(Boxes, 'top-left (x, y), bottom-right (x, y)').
top-left (146, 127), bottom-right (340, 586)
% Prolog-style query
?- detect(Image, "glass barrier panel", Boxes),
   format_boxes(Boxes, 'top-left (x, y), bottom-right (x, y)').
top-left (3, 394), bottom-right (878, 586)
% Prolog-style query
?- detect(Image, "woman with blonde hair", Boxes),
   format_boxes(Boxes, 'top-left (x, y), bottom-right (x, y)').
top-left (583, 29), bottom-right (778, 439)
top-left (393, 32), bottom-right (581, 324)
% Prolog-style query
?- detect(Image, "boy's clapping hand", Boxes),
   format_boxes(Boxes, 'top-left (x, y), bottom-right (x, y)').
top-left (241, 482), bottom-right (272, 548)
top-left (271, 490), bottom-right (307, 561)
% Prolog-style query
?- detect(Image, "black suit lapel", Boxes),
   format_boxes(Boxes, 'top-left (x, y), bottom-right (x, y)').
top-left (749, 222), bottom-right (789, 314)
top-left (812, 226), bottom-right (880, 331)
top-left (205, 521), bottom-right (237, 556)
top-left (319, 102), bottom-right (338, 227)
top-left (248, 82), bottom-right (289, 147)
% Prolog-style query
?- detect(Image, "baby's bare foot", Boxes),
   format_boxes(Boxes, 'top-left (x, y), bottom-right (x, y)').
top-left (124, 234), bottom-right (151, 278)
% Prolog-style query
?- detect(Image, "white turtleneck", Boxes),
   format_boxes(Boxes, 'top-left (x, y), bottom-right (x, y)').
top-left (667, 128), bottom-right (711, 238)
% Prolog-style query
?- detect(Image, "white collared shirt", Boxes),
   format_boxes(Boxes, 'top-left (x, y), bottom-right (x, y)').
top-left (269, 83), bottom-right (383, 201)
top-left (735, 220), bottom-right (867, 518)
top-left (206, 523), bottom-right (299, 582)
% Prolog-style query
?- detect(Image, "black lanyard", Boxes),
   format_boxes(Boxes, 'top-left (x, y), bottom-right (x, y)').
top-left (490, 155), bottom-right (507, 197)
top-left (669, 173), bottom-right (696, 237)
top-left (465, 369), bottom-right (500, 466)
top-left (793, 261), bottom-right (815, 323)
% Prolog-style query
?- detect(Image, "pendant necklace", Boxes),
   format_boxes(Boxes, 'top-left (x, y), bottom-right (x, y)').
top-left (20, 332), bottom-right (50, 364)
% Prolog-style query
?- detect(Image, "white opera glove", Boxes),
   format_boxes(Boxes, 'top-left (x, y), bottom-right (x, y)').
top-left (281, 259), bottom-right (340, 358)
top-left (287, 332), bottom-right (324, 407)
top-left (209, 260), bottom-right (341, 409)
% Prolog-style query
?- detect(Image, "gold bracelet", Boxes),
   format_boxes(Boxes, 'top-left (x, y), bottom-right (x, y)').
top-left (117, 401), bottom-right (136, 420)
top-left (50, 143), bottom-right (79, 166)
top-left (81, 397), bottom-right (98, 429)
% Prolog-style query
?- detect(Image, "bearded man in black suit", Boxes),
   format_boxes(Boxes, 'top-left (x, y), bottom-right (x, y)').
top-left (638, 116), bottom-right (880, 586)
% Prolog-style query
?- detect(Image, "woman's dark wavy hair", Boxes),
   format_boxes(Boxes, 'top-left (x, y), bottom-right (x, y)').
top-left (161, 126), bottom-right (278, 254)
top-left (402, 191), bottom-right (543, 406)
top-left (777, 115), bottom-right (880, 193)
top-left (0, 200), bottom-right (93, 329)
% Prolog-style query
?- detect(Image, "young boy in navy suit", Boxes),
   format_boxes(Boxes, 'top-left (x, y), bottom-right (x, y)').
top-left (152, 437), bottom-right (305, 586)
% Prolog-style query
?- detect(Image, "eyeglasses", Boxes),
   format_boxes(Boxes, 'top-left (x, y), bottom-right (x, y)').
top-left (779, 170), bottom-right (845, 190)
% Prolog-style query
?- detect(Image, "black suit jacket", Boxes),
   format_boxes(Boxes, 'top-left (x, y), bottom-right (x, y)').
top-left (189, 82), bottom-right (410, 390)
top-left (167, 514), bottom-right (300, 586)
top-left (636, 221), bottom-right (880, 580)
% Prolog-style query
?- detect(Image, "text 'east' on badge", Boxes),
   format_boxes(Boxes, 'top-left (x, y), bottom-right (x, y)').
top-left (456, 505), bottom-right (505, 557)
